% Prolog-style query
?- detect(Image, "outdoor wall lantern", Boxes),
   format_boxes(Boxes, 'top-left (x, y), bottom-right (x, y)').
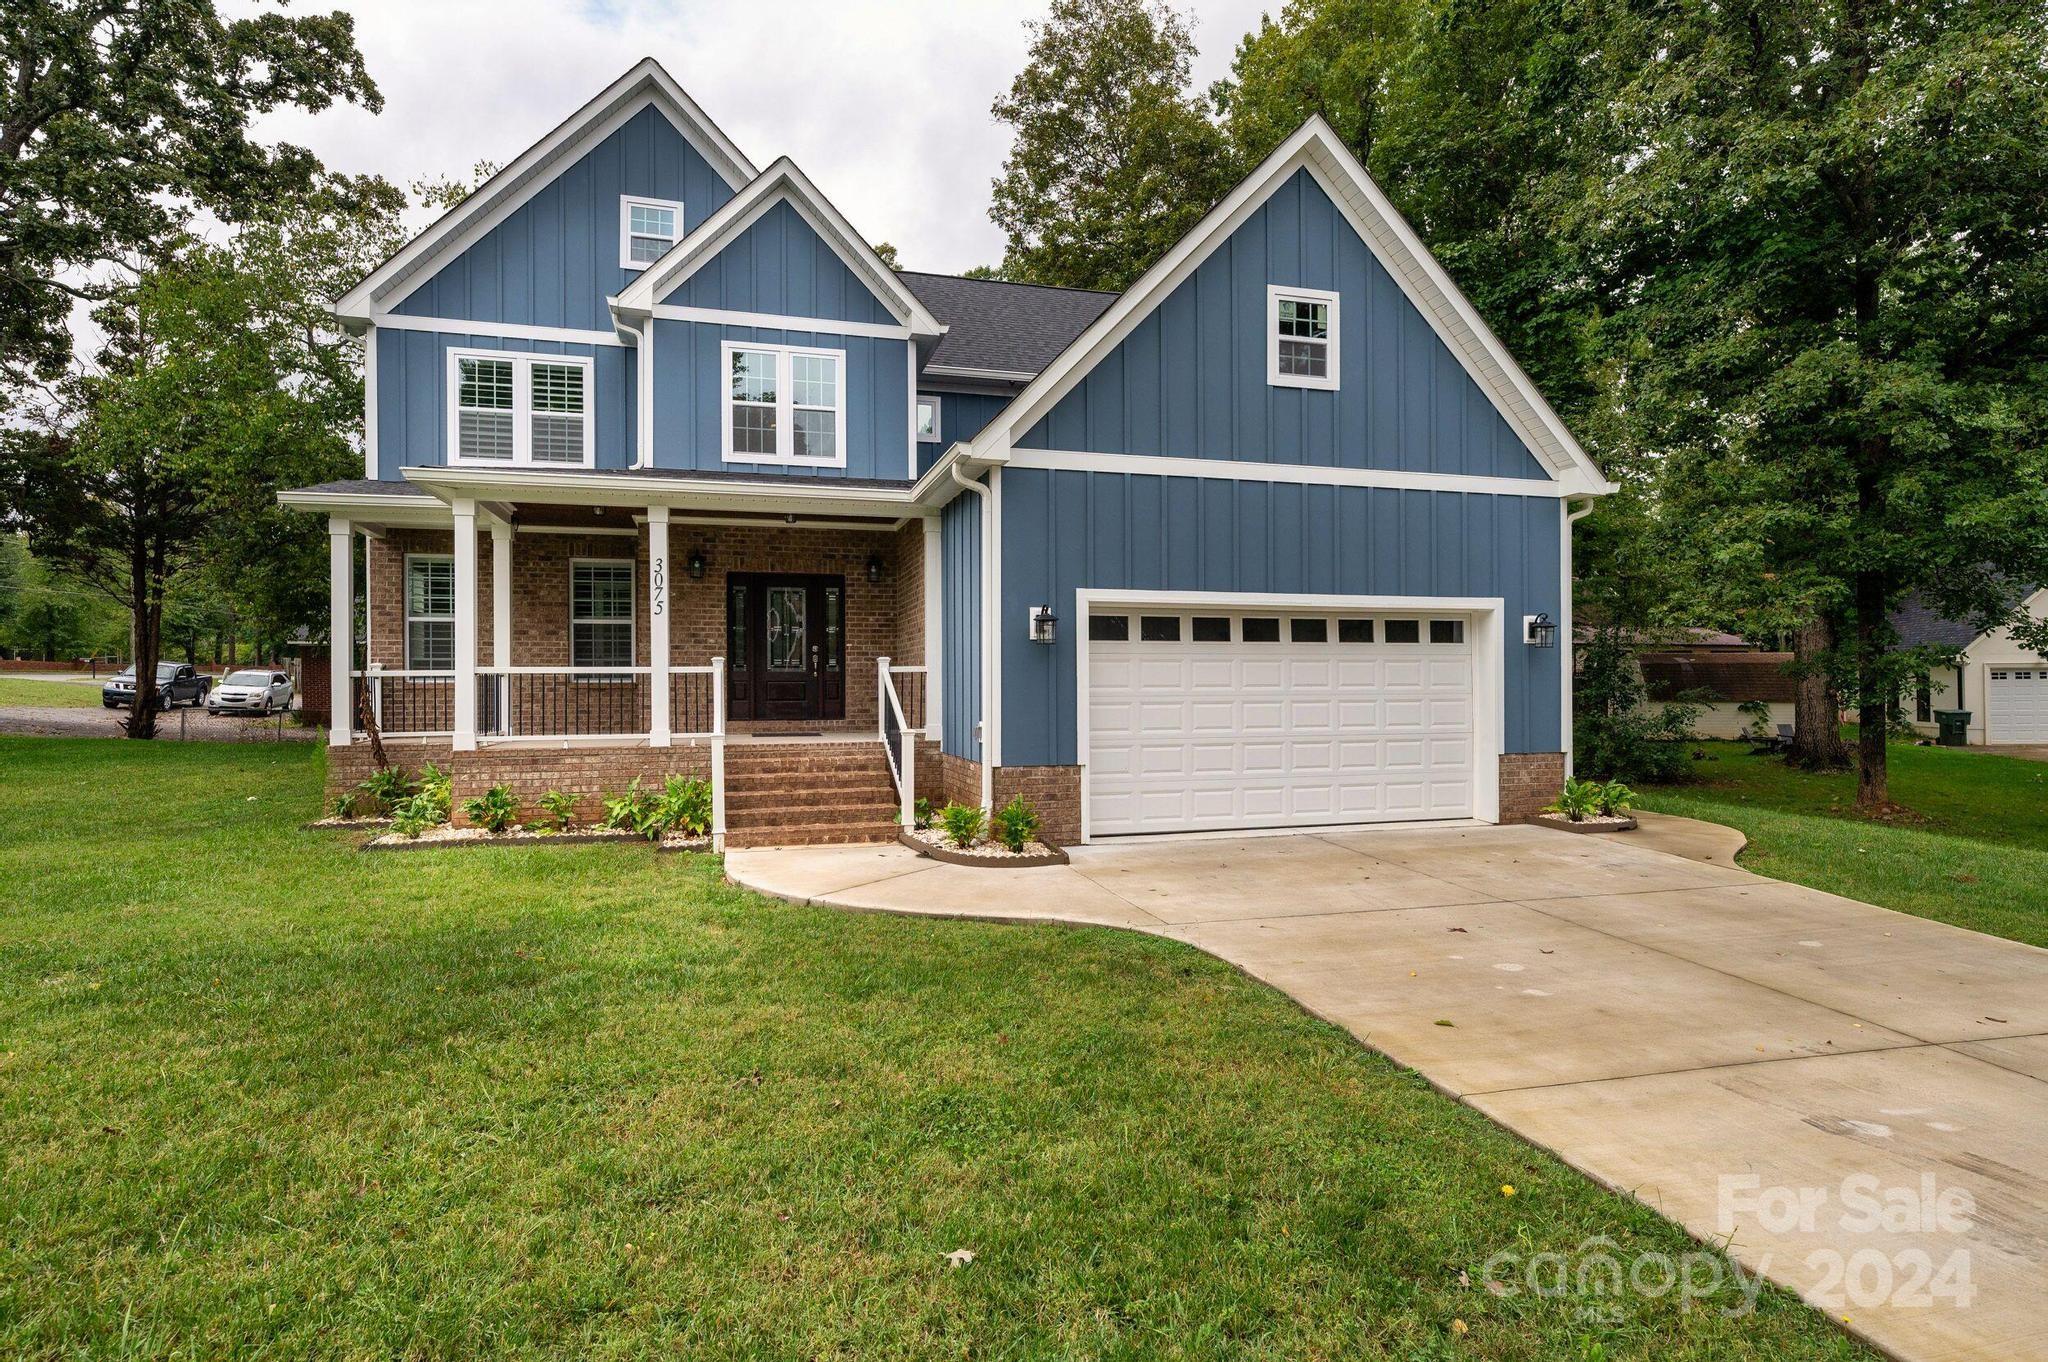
top-left (1029, 604), bottom-right (1058, 645)
top-left (1524, 612), bottom-right (1558, 648)
top-left (686, 549), bottom-right (708, 581)
top-left (866, 553), bottom-right (884, 584)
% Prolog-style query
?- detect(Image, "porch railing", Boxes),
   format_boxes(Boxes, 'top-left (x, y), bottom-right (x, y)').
top-left (355, 669), bottom-right (455, 738)
top-left (675, 659), bottom-right (726, 849)
top-left (887, 665), bottom-right (928, 733)
top-left (475, 667), bottom-right (652, 741)
top-left (877, 656), bottom-right (916, 830)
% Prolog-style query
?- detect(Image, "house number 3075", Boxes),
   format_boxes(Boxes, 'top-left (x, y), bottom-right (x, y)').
top-left (652, 557), bottom-right (665, 616)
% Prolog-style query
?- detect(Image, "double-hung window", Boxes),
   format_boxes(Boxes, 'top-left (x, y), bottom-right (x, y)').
top-left (721, 341), bottom-right (847, 467)
top-left (570, 560), bottom-right (635, 669)
top-left (448, 350), bottom-right (594, 467)
top-left (619, 196), bottom-right (683, 269)
top-left (1267, 285), bottom-right (1340, 390)
top-left (405, 556), bottom-right (454, 671)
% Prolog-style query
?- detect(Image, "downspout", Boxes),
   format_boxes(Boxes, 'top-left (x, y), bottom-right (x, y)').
top-left (614, 312), bottom-right (652, 469)
top-left (1563, 497), bottom-right (1596, 778)
top-left (950, 462), bottom-right (997, 812)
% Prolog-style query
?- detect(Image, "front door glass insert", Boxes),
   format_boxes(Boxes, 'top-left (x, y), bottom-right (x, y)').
top-left (767, 587), bottom-right (807, 671)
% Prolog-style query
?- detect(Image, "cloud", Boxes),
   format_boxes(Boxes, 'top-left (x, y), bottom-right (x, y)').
top-left (248, 0), bottom-right (1273, 274)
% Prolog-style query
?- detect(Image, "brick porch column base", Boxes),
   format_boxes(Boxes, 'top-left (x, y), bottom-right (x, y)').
top-left (1498, 752), bottom-right (1566, 823)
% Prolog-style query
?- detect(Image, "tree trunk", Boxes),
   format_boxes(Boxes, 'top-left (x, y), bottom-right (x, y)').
top-left (1854, 569), bottom-right (1889, 809)
top-left (1786, 617), bottom-right (1851, 769)
top-left (125, 536), bottom-right (159, 739)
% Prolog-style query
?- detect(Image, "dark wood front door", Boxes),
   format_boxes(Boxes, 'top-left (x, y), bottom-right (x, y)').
top-left (726, 574), bottom-right (845, 722)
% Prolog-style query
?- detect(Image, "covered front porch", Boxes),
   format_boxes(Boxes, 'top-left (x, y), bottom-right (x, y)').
top-left (295, 465), bottom-right (965, 845)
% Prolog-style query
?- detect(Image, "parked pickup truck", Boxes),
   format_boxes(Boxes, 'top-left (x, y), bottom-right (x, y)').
top-left (102, 663), bottom-right (211, 710)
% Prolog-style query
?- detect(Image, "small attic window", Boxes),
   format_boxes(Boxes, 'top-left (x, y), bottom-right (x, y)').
top-left (620, 196), bottom-right (682, 270)
top-left (1268, 285), bottom-right (1339, 390)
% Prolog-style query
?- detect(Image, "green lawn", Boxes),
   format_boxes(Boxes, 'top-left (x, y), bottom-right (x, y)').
top-left (0, 737), bottom-right (1867, 1361)
top-left (0, 676), bottom-right (101, 708)
top-left (1639, 739), bottom-right (2048, 946)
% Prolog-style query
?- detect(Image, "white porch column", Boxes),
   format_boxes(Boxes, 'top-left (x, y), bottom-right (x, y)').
top-left (647, 505), bottom-right (671, 747)
top-left (491, 522), bottom-right (512, 671)
top-left (922, 515), bottom-right (941, 739)
top-left (328, 517), bottom-right (353, 747)
top-left (452, 497), bottom-right (478, 751)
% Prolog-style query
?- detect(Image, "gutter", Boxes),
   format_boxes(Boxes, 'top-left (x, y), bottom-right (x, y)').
top-left (950, 462), bottom-right (998, 812)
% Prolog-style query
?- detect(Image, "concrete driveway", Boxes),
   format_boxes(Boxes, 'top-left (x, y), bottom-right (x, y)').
top-left (728, 822), bottom-right (2048, 1362)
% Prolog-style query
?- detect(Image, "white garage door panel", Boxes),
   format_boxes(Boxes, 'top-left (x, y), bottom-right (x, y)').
top-left (1088, 620), bottom-right (1477, 836)
top-left (1989, 669), bottom-right (2048, 743)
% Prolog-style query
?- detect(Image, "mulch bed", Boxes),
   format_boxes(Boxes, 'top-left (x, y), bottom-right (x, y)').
top-left (1532, 813), bottom-right (1639, 835)
top-left (899, 827), bottom-right (1068, 867)
top-left (360, 825), bottom-right (712, 853)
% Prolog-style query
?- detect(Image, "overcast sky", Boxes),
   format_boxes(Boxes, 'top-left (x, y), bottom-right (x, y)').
top-left (246, 0), bottom-right (1278, 275)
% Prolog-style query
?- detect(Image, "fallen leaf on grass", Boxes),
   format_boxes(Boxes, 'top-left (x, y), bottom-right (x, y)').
top-left (945, 1248), bottom-right (976, 1268)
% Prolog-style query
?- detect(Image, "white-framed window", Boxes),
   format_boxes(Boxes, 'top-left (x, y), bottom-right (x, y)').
top-left (916, 394), bottom-right (941, 443)
top-left (405, 555), bottom-right (454, 671)
top-left (1267, 284), bottom-right (1340, 390)
top-left (619, 195), bottom-right (683, 270)
top-left (570, 559), bottom-right (635, 668)
top-left (720, 341), bottom-right (847, 467)
top-left (447, 349), bottom-right (594, 467)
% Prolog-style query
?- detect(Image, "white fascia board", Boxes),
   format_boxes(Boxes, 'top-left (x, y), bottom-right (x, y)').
top-left (370, 314), bottom-right (626, 347)
top-left (921, 364), bottom-right (1036, 385)
top-left (613, 159), bottom-right (945, 338)
top-left (277, 489), bottom-right (450, 527)
top-left (400, 464), bottom-right (919, 517)
top-left (643, 303), bottom-right (912, 341)
top-left (908, 441), bottom-right (1009, 509)
top-left (968, 116), bottom-right (1612, 498)
top-left (1004, 448), bottom-right (1571, 498)
top-left (335, 58), bottom-right (756, 319)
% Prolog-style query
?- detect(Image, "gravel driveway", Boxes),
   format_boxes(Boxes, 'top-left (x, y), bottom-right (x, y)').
top-left (0, 705), bottom-right (315, 742)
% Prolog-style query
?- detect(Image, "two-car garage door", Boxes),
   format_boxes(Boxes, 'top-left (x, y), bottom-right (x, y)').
top-left (1988, 668), bottom-right (2048, 743)
top-left (1086, 606), bottom-right (1478, 837)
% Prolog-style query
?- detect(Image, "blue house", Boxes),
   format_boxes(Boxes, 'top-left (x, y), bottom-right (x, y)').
top-left (284, 59), bottom-right (1613, 848)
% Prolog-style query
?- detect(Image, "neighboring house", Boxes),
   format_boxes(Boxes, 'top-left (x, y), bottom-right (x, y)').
top-left (281, 59), bottom-right (1612, 848)
top-left (1637, 632), bottom-right (1796, 740)
top-left (1893, 589), bottom-right (2048, 745)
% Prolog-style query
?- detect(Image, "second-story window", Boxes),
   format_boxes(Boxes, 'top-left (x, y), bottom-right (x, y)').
top-left (619, 196), bottom-right (683, 269)
top-left (1267, 285), bottom-right (1340, 390)
top-left (448, 350), bottom-right (593, 467)
top-left (721, 342), bottom-right (846, 467)
top-left (916, 395), bottom-right (941, 443)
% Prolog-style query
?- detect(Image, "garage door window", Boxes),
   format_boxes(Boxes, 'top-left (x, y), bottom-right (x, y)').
top-left (1339, 619), bottom-right (1373, 643)
top-left (1192, 616), bottom-right (1231, 642)
top-left (1089, 614), bottom-right (1129, 642)
top-left (1242, 617), bottom-right (1281, 642)
top-left (1290, 618), bottom-right (1328, 643)
top-left (1140, 615), bottom-right (1182, 642)
top-left (1431, 620), bottom-right (1465, 644)
top-left (1384, 620), bottom-right (1421, 643)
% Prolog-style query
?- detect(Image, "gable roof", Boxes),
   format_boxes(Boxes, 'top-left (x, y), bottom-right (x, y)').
top-left (1892, 586), bottom-right (2044, 651)
top-left (964, 117), bottom-right (1614, 496)
top-left (897, 273), bottom-right (1115, 381)
top-left (333, 59), bottom-right (756, 321)
top-left (612, 159), bottom-right (944, 337)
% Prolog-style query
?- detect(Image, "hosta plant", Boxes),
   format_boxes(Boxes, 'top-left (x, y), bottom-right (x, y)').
top-left (1544, 777), bottom-right (1601, 824)
top-left (462, 785), bottom-right (519, 834)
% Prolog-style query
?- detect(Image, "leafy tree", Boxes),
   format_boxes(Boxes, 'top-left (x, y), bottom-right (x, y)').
top-left (990, 0), bottom-right (1234, 290)
top-left (0, 0), bottom-right (381, 391)
top-left (1576, 0), bottom-right (2048, 808)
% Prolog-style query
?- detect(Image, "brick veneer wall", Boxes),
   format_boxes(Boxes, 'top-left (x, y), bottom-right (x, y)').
top-left (935, 751), bottom-right (982, 810)
top-left (993, 765), bottom-right (1082, 847)
top-left (328, 739), bottom-right (711, 826)
top-left (1499, 752), bottom-right (1566, 823)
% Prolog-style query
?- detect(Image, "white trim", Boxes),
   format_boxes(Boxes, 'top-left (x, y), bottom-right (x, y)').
top-left (1003, 447), bottom-right (1568, 498)
top-left (718, 340), bottom-right (848, 468)
top-left (372, 313), bottom-right (624, 347)
top-left (1563, 498), bottom-right (1594, 776)
top-left (647, 507), bottom-right (671, 747)
top-left (921, 364), bottom-right (1035, 385)
top-left (336, 59), bottom-right (756, 317)
top-left (568, 557), bottom-right (637, 670)
top-left (922, 515), bottom-right (942, 740)
top-left (490, 524), bottom-right (512, 672)
top-left (906, 349), bottom-right (919, 479)
top-left (451, 502), bottom-right (478, 750)
top-left (967, 118), bottom-right (1614, 497)
top-left (619, 195), bottom-right (684, 271)
top-left (361, 334), bottom-right (377, 479)
top-left (988, 465), bottom-right (1004, 775)
top-left (644, 303), bottom-right (913, 340)
top-left (403, 552), bottom-right (456, 671)
top-left (915, 392), bottom-right (943, 444)
top-left (517, 523), bottom-right (640, 537)
top-left (613, 158), bottom-right (944, 337)
top-left (1266, 284), bottom-right (1340, 390)
top-left (1071, 589), bottom-right (1505, 843)
top-left (329, 519), bottom-right (354, 746)
top-left (445, 348), bottom-right (595, 469)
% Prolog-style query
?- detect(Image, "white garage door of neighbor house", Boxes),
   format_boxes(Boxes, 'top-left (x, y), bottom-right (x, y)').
top-left (1988, 668), bottom-right (2048, 743)
top-left (1085, 608), bottom-right (1476, 837)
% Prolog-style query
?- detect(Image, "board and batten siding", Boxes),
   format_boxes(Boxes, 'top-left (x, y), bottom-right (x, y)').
top-left (997, 469), bottom-right (1565, 766)
top-left (392, 105), bottom-right (734, 332)
top-left (659, 200), bottom-right (896, 325)
top-left (374, 329), bottom-right (633, 477)
top-left (915, 390), bottom-right (1010, 478)
top-left (648, 320), bottom-right (909, 479)
top-left (940, 487), bottom-right (984, 759)
top-left (1015, 168), bottom-right (1551, 483)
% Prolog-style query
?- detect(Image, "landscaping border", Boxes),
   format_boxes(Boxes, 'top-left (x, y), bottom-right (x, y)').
top-left (898, 831), bottom-right (1069, 867)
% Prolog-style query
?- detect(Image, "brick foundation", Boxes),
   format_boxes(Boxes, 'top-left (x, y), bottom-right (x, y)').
top-left (327, 739), bottom-right (711, 827)
top-left (992, 765), bottom-right (1082, 847)
top-left (1499, 752), bottom-right (1566, 823)
top-left (934, 751), bottom-right (983, 811)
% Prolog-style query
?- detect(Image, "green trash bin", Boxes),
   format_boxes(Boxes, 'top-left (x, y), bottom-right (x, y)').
top-left (1933, 710), bottom-right (1971, 747)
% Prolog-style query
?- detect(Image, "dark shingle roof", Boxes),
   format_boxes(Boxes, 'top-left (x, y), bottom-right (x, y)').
top-left (287, 479), bottom-right (432, 498)
top-left (898, 271), bottom-right (1115, 378)
top-left (1890, 588), bottom-right (2040, 651)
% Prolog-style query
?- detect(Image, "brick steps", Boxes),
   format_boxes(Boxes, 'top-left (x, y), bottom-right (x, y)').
top-left (721, 740), bottom-right (901, 847)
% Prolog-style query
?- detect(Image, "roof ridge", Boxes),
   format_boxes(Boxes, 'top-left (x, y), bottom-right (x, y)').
top-left (897, 269), bottom-right (1117, 298)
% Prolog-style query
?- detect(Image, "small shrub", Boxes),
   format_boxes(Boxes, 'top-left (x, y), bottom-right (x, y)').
top-left (991, 795), bottom-right (1040, 852)
top-left (654, 775), bottom-right (713, 840)
top-left (913, 796), bottom-right (932, 830)
top-left (330, 791), bottom-right (359, 820)
top-left (390, 764), bottom-right (453, 838)
top-left (462, 784), bottom-right (519, 833)
top-left (1594, 780), bottom-right (1637, 817)
top-left (1544, 776), bottom-right (1601, 823)
top-left (537, 789), bottom-right (577, 831)
top-left (355, 765), bottom-right (416, 815)
top-left (935, 801), bottom-right (985, 849)
top-left (601, 778), bottom-right (660, 835)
